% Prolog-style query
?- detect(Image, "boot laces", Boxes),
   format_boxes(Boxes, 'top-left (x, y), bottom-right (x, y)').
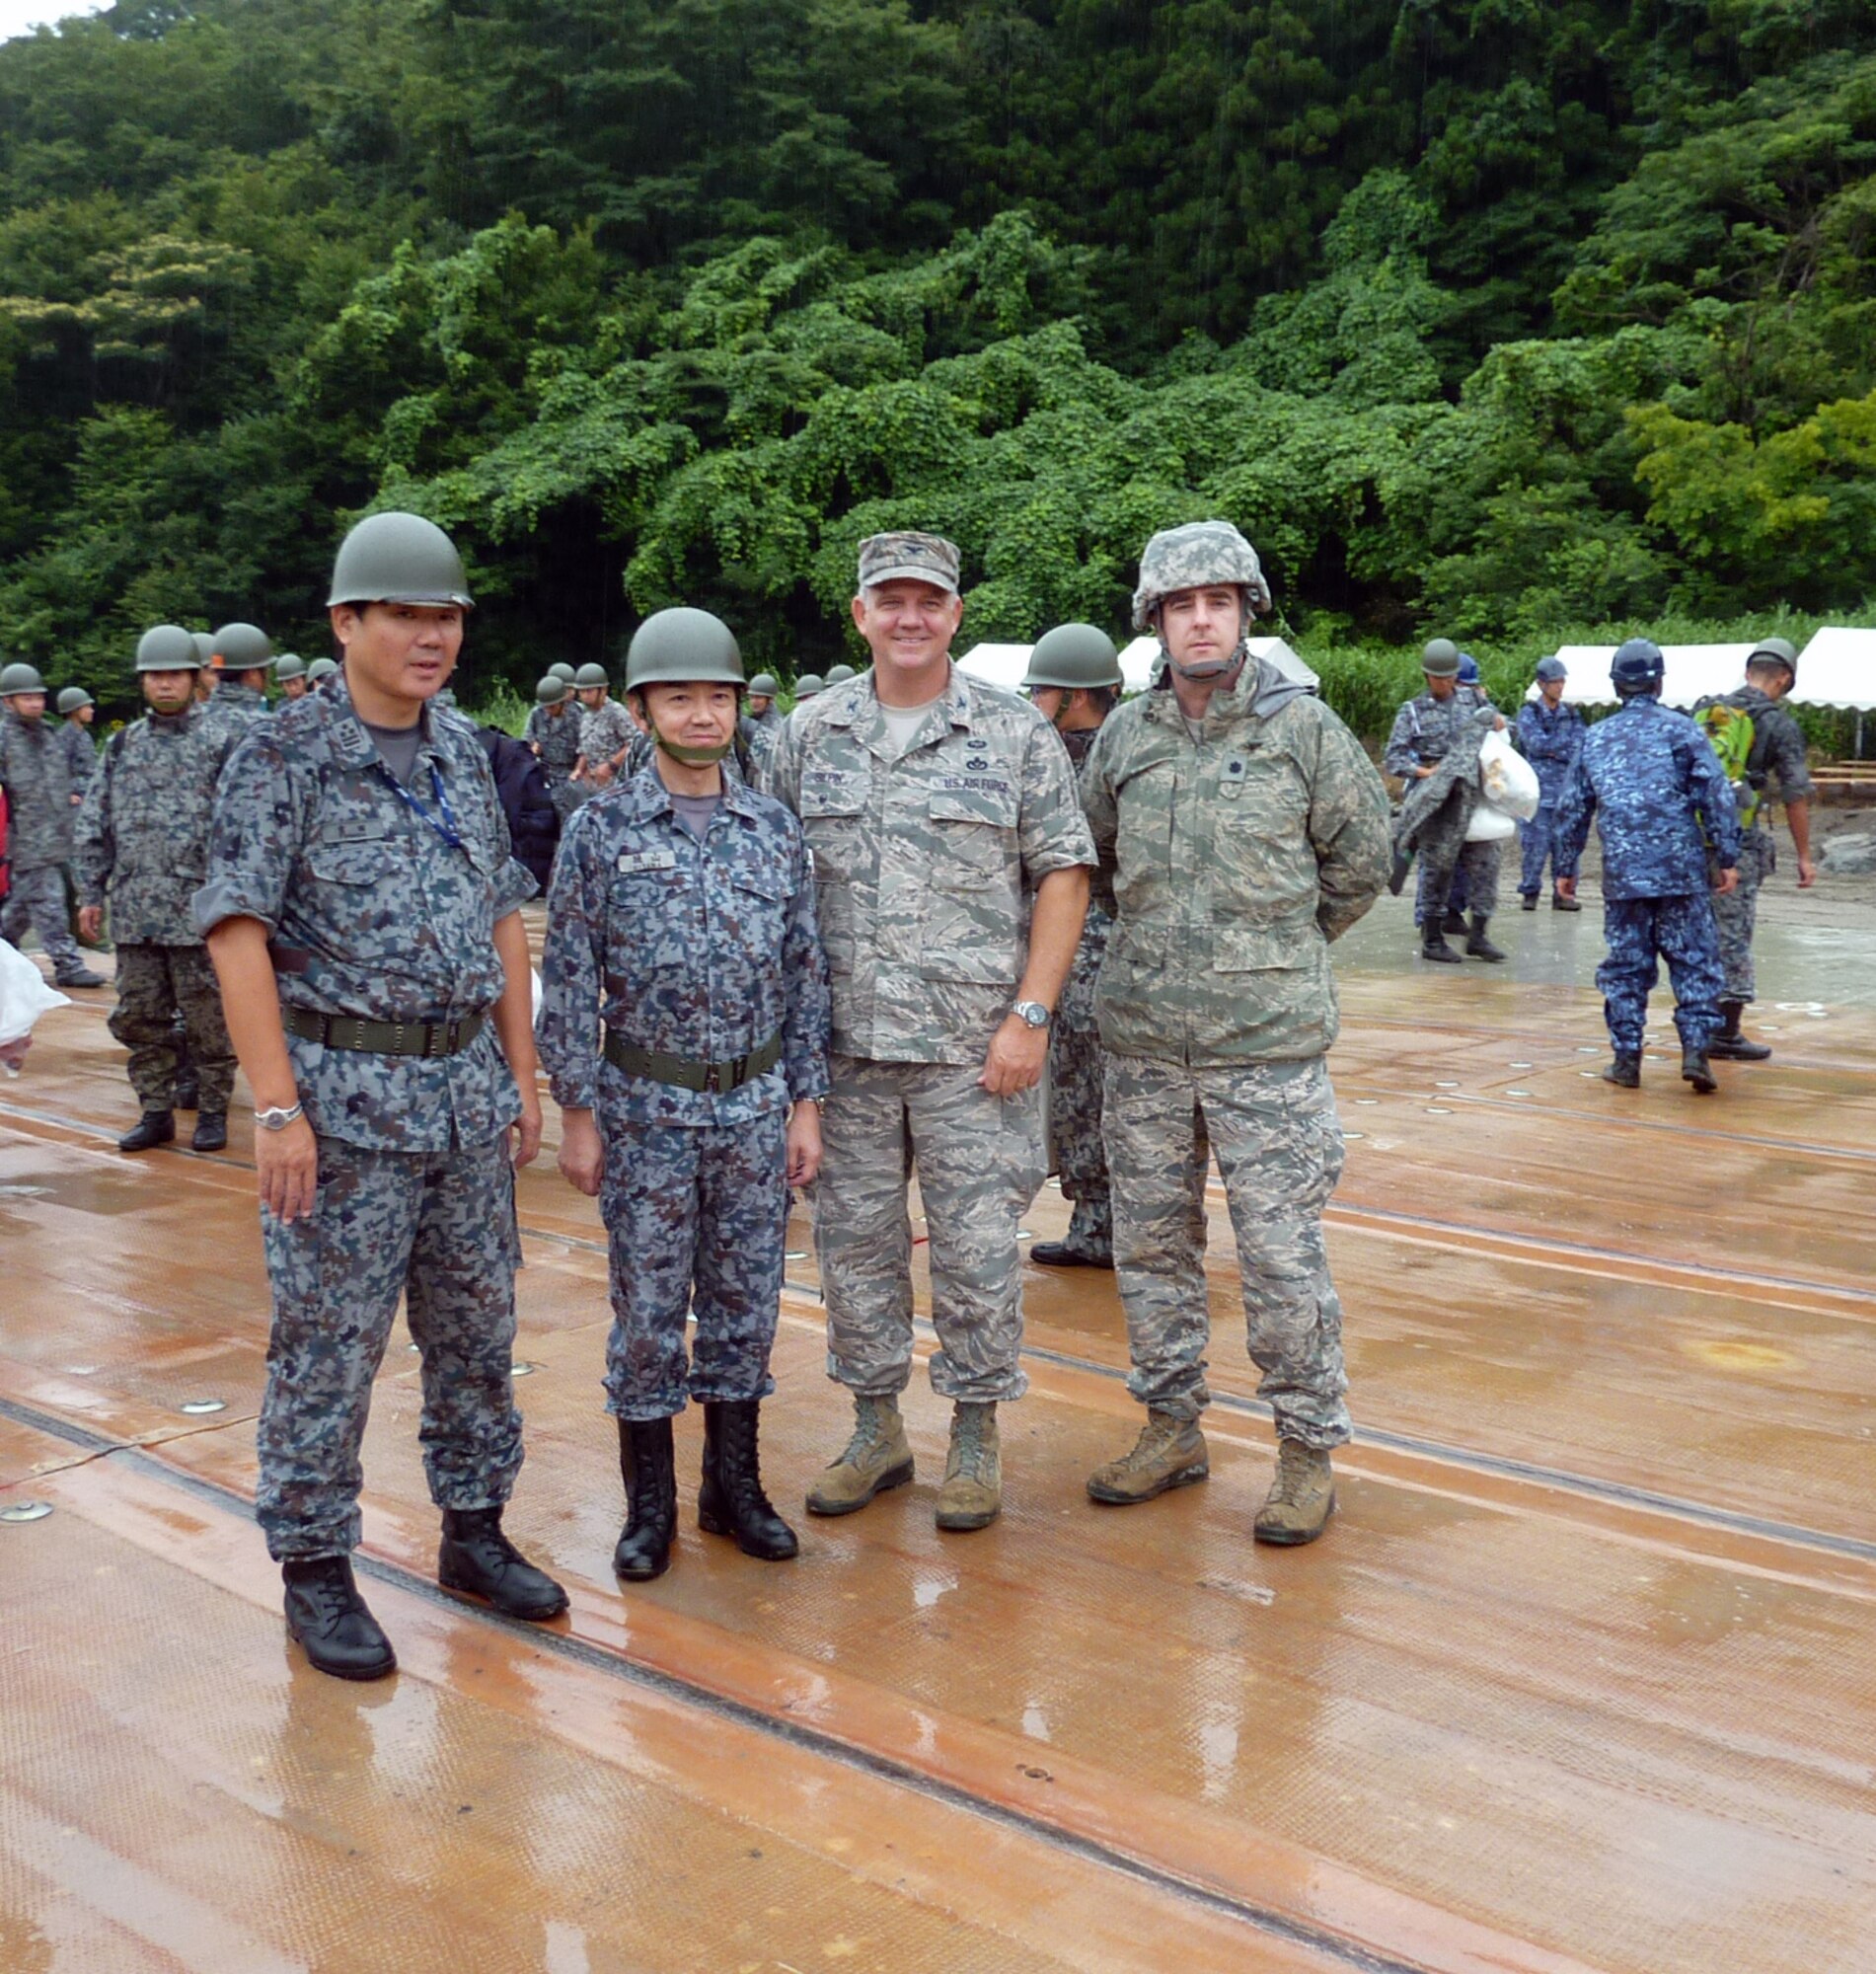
top-left (1268, 1442), bottom-right (1320, 1506)
top-left (950, 1407), bottom-right (994, 1482)
top-left (1118, 1412), bottom-right (1184, 1473)
top-left (839, 1398), bottom-right (893, 1466)
top-left (295, 1562), bottom-right (358, 1631)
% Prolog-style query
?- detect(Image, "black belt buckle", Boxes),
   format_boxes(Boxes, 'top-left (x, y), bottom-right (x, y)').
top-left (703, 1061), bottom-right (722, 1094)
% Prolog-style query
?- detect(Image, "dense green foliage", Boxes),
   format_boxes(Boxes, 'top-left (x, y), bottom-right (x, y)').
top-left (2, 0), bottom-right (1872, 726)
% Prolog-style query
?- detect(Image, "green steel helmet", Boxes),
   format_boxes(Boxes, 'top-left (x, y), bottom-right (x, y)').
top-left (212, 621), bottom-right (273, 672)
top-left (57, 687), bottom-right (94, 714)
top-left (1421, 637), bottom-right (1461, 677)
top-left (273, 652), bottom-right (306, 682)
top-left (573, 662), bottom-right (610, 690)
top-left (625, 607), bottom-right (744, 691)
top-left (824, 662), bottom-right (858, 686)
top-left (535, 675), bottom-right (569, 706)
top-left (137, 625), bottom-right (204, 673)
top-left (1748, 634), bottom-right (1798, 679)
top-left (1131, 519), bottom-right (1271, 632)
top-left (1023, 623), bottom-right (1123, 691)
top-left (548, 660), bottom-right (578, 684)
top-left (793, 672), bottom-right (825, 699)
top-left (746, 671), bottom-right (780, 699)
top-left (305, 655), bottom-right (338, 682)
top-left (192, 632), bottom-right (216, 668)
top-left (0, 660), bottom-right (47, 695)
top-left (327, 511), bottom-right (473, 610)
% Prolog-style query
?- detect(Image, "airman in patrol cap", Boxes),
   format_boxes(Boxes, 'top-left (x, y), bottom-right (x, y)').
top-left (540, 607), bottom-right (831, 1582)
top-left (1080, 521), bottom-right (1389, 1546)
top-left (195, 510), bottom-right (566, 1681)
top-left (766, 531), bottom-right (1094, 1533)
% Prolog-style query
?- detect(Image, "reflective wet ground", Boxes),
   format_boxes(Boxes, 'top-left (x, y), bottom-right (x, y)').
top-left (3, 872), bottom-right (1873, 1973)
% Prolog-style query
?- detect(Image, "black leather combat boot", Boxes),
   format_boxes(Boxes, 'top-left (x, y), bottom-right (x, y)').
top-left (117, 1110), bottom-right (175, 1153)
top-left (1465, 913), bottom-right (1506, 962)
top-left (614, 1416), bottom-right (678, 1580)
top-left (699, 1400), bottom-right (799, 1560)
top-left (1602, 1054), bottom-right (1641, 1088)
top-left (282, 1555), bottom-right (397, 1681)
top-left (190, 1111), bottom-right (228, 1153)
top-left (1420, 922), bottom-right (1462, 964)
top-left (1682, 1045), bottom-right (1718, 1094)
top-left (438, 1507), bottom-right (568, 1620)
top-left (1707, 1000), bottom-right (1770, 1061)
top-left (1442, 906), bottom-right (1469, 935)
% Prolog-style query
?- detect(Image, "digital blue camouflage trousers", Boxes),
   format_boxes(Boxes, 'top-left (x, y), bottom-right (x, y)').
top-left (0, 865), bottom-right (84, 976)
top-left (257, 1133), bottom-right (525, 1559)
top-left (1102, 1053), bottom-right (1351, 1448)
top-left (1517, 803), bottom-right (1580, 895)
top-left (599, 1108), bottom-right (788, 1419)
top-left (1598, 894), bottom-right (1723, 1055)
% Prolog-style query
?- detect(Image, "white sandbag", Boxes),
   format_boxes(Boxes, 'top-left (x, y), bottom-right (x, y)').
top-left (1478, 727), bottom-right (1540, 821)
top-left (1463, 802), bottom-right (1517, 843)
top-left (0, 939), bottom-right (71, 1050)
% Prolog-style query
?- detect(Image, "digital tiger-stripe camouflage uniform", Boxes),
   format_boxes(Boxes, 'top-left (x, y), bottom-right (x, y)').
top-left (74, 633), bottom-right (240, 1149)
top-left (1081, 521), bottom-right (1390, 1545)
top-left (765, 536), bottom-right (1094, 1532)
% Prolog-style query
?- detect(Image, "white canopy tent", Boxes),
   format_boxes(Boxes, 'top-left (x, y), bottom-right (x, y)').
top-left (1550, 644), bottom-right (1759, 708)
top-left (1793, 627), bottom-right (1876, 710)
top-left (960, 636), bottom-right (1320, 696)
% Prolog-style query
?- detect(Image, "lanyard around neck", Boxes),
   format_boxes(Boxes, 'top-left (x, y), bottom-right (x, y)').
top-left (381, 760), bottom-right (463, 852)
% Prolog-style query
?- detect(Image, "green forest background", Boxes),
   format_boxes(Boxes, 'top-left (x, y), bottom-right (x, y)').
top-left (2, 0), bottom-right (1873, 741)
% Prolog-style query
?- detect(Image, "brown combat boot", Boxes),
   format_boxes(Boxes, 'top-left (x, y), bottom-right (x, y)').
top-left (1087, 1408), bottom-right (1209, 1504)
top-left (1253, 1440), bottom-right (1336, 1546)
top-left (935, 1402), bottom-right (1002, 1532)
top-left (804, 1394), bottom-right (914, 1517)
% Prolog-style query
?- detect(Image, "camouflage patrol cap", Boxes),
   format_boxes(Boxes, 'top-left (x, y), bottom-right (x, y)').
top-left (536, 675), bottom-right (569, 706)
top-left (1748, 635), bottom-right (1798, 679)
top-left (793, 673), bottom-right (825, 699)
top-left (305, 656), bottom-right (338, 682)
top-left (0, 661), bottom-right (46, 695)
top-left (211, 622), bottom-right (274, 672)
top-left (746, 672), bottom-right (780, 699)
top-left (1023, 623), bottom-right (1123, 691)
top-left (273, 653), bottom-right (307, 682)
top-left (573, 662), bottom-right (609, 689)
top-left (136, 625), bottom-right (203, 672)
top-left (548, 661), bottom-right (578, 684)
top-left (825, 662), bottom-right (858, 685)
top-left (57, 687), bottom-right (94, 713)
top-left (1535, 655), bottom-right (1567, 683)
top-left (1421, 638), bottom-right (1460, 677)
top-left (1131, 520), bottom-right (1271, 632)
top-left (857, 532), bottom-right (960, 595)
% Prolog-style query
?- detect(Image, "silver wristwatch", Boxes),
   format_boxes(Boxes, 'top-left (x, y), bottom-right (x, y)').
top-left (254, 1101), bottom-right (304, 1132)
top-left (1012, 999), bottom-right (1051, 1030)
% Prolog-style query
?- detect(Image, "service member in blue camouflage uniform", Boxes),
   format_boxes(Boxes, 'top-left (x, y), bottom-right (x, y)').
top-left (1553, 639), bottom-right (1740, 1094)
top-left (541, 608), bottom-right (831, 1583)
top-left (1020, 624), bottom-right (1124, 1269)
top-left (767, 532), bottom-right (1093, 1534)
top-left (74, 626), bottom-right (240, 1154)
top-left (573, 662), bottom-right (637, 791)
top-left (1698, 637), bottom-right (1817, 1062)
top-left (527, 674), bottom-right (588, 821)
top-left (196, 511), bottom-right (566, 1683)
top-left (1383, 639), bottom-right (1507, 962)
top-left (203, 621), bottom-right (275, 731)
top-left (1513, 656), bottom-right (1585, 910)
top-left (56, 688), bottom-right (97, 794)
top-left (741, 671), bottom-right (784, 780)
top-left (0, 661), bottom-right (104, 987)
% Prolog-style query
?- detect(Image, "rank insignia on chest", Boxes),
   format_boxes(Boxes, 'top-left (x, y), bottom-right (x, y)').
top-left (1219, 757), bottom-right (1248, 800)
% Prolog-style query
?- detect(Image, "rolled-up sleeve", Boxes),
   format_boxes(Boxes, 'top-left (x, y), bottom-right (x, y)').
top-left (191, 725), bottom-right (298, 937)
top-left (1016, 718), bottom-right (1096, 882)
top-left (537, 806), bottom-right (604, 1111)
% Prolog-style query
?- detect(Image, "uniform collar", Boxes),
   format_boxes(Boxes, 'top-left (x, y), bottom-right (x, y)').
top-left (826, 663), bottom-right (972, 750)
top-left (617, 762), bottom-right (762, 825)
top-left (320, 674), bottom-right (453, 775)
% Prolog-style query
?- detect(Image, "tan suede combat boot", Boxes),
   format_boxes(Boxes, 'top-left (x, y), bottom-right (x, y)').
top-left (1253, 1440), bottom-right (1336, 1545)
top-left (1086, 1408), bottom-right (1209, 1504)
top-left (804, 1394), bottom-right (914, 1517)
top-left (935, 1402), bottom-right (1002, 1532)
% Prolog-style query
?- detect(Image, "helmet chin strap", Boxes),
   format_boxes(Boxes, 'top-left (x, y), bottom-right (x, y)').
top-left (654, 732), bottom-right (734, 767)
top-left (1163, 633), bottom-right (1250, 685)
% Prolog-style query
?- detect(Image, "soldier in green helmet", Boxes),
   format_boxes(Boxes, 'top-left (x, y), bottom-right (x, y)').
top-left (571, 660), bottom-right (636, 790)
top-left (55, 686), bottom-right (98, 796)
top-left (195, 509), bottom-right (565, 1681)
top-left (1022, 624), bottom-right (1125, 1268)
top-left (540, 607), bottom-right (831, 1581)
top-left (787, 672), bottom-right (825, 736)
top-left (1081, 521), bottom-right (1389, 1546)
top-left (205, 621), bottom-right (276, 730)
top-left (75, 626), bottom-right (241, 1152)
top-left (548, 660), bottom-right (578, 685)
top-left (742, 670), bottom-right (783, 778)
top-left (274, 654), bottom-right (309, 702)
top-left (527, 675), bottom-right (586, 819)
top-left (1, 660), bottom-right (104, 986)
top-left (824, 662), bottom-right (858, 687)
top-left (305, 655), bottom-right (339, 691)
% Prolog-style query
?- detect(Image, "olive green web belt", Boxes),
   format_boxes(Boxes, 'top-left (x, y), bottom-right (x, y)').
top-left (281, 1006), bottom-right (488, 1058)
top-left (602, 1029), bottom-right (782, 1094)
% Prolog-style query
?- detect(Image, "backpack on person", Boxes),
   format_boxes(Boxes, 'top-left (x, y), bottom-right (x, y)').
top-left (1693, 692), bottom-right (1764, 830)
